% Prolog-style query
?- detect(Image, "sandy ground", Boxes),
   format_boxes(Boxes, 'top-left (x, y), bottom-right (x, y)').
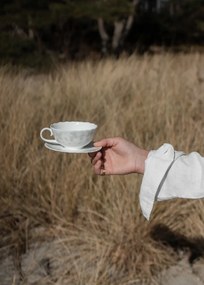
top-left (1, 242), bottom-right (204, 285)
top-left (158, 255), bottom-right (204, 285)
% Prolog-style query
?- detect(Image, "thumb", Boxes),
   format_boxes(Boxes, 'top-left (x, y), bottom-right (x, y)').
top-left (94, 138), bottom-right (117, 148)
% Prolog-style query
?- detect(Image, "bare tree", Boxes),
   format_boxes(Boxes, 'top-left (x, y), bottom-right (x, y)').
top-left (97, 17), bottom-right (109, 55)
top-left (97, 0), bottom-right (140, 56)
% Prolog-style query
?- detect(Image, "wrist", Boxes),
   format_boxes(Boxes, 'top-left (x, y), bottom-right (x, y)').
top-left (135, 149), bottom-right (149, 174)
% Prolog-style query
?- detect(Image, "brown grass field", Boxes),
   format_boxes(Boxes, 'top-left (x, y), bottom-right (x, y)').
top-left (0, 52), bottom-right (204, 284)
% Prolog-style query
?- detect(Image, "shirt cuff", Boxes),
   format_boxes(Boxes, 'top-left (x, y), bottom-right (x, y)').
top-left (139, 143), bottom-right (184, 220)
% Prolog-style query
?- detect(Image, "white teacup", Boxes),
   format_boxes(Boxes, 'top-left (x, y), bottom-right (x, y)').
top-left (40, 121), bottom-right (97, 148)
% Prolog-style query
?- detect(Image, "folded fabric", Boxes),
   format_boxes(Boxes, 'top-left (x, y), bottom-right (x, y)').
top-left (139, 143), bottom-right (204, 220)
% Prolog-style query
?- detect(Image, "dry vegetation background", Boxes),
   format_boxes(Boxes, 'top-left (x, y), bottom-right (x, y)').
top-left (0, 52), bottom-right (204, 285)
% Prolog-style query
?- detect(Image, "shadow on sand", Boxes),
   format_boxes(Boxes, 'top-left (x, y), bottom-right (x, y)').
top-left (151, 224), bottom-right (204, 263)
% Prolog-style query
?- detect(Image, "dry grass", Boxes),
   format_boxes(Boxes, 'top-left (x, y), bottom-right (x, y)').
top-left (0, 52), bottom-right (204, 284)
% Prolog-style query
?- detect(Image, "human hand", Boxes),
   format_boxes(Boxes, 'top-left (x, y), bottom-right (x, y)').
top-left (89, 137), bottom-right (149, 175)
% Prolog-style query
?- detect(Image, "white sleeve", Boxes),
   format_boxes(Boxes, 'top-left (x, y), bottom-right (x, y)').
top-left (139, 143), bottom-right (204, 220)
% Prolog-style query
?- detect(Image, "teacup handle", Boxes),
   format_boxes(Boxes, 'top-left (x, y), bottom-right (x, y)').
top-left (40, 128), bottom-right (58, 144)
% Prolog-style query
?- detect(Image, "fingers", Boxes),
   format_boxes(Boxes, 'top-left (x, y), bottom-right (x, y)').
top-left (88, 151), bottom-right (106, 175)
top-left (89, 137), bottom-right (120, 176)
top-left (94, 160), bottom-right (107, 175)
top-left (88, 152), bottom-right (97, 158)
top-left (93, 138), bottom-right (117, 148)
top-left (94, 159), bottom-right (104, 175)
top-left (91, 151), bottom-right (102, 165)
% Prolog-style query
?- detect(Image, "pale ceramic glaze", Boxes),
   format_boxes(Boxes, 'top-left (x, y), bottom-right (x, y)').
top-left (40, 121), bottom-right (97, 148)
top-left (44, 142), bottom-right (102, 153)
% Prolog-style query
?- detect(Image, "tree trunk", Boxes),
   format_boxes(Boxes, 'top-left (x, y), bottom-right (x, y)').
top-left (112, 20), bottom-right (125, 55)
top-left (97, 17), bottom-right (109, 55)
top-left (28, 16), bottom-right (34, 40)
top-left (156, 0), bottom-right (161, 12)
top-left (112, 0), bottom-right (139, 56)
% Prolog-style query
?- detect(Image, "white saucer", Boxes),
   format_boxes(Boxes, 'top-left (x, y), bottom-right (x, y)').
top-left (44, 142), bottom-right (102, 153)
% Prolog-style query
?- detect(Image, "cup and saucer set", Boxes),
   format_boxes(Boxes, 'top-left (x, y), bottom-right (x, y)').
top-left (40, 121), bottom-right (102, 153)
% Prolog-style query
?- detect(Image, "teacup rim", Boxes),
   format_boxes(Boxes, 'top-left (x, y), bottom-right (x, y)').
top-left (50, 121), bottom-right (97, 131)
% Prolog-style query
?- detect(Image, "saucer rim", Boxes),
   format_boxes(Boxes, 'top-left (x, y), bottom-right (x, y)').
top-left (44, 142), bottom-right (102, 153)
